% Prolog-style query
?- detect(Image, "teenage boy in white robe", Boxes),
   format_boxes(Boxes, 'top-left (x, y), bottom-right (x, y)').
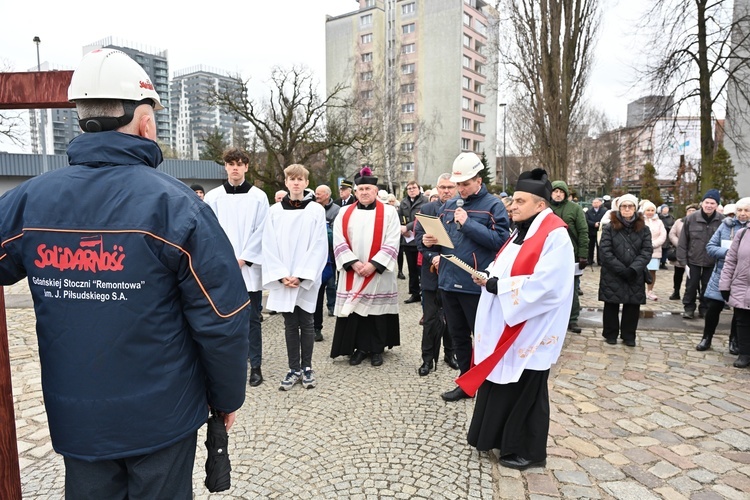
top-left (460, 168), bottom-right (574, 471)
top-left (262, 164), bottom-right (328, 390)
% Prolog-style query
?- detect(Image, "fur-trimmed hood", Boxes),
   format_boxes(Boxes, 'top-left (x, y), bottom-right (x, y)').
top-left (609, 211), bottom-right (645, 232)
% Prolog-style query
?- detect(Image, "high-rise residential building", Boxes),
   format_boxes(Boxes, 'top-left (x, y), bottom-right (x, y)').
top-left (84, 37), bottom-right (171, 145)
top-left (625, 96), bottom-right (673, 128)
top-left (28, 61), bottom-right (81, 156)
top-left (724, 0), bottom-right (750, 197)
top-left (326, 0), bottom-right (499, 188)
top-left (170, 66), bottom-right (248, 160)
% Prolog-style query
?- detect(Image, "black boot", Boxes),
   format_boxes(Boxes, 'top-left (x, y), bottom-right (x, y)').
top-left (669, 291), bottom-right (680, 300)
top-left (248, 367), bottom-right (263, 387)
top-left (733, 355), bottom-right (750, 368)
top-left (696, 337), bottom-right (711, 351)
top-left (729, 337), bottom-right (740, 355)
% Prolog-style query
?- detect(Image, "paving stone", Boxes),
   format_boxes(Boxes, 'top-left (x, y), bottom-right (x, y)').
top-left (714, 429), bottom-right (750, 452)
top-left (601, 480), bottom-right (661, 500)
top-left (693, 452), bottom-right (741, 473)
top-left (526, 472), bottom-right (559, 496)
top-left (621, 464), bottom-right (664, 489)
top-left (652, 486), bottom-right (689, 500)
top-left (578, 457), bottom-right (626, 481)
top-left (553, 470), bottom-right (592, 486)
top-left (648, 460), bottom-right (682, 479)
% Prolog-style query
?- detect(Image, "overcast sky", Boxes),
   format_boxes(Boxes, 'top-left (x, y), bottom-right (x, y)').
top-left (1, 0), bottom-right (664, 152)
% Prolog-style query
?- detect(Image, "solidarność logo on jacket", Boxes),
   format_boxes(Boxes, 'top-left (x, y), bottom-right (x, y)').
top-left (34, 235), bottom-right (125, 273)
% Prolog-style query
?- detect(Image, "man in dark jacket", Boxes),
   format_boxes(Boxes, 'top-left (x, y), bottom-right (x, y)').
top-left (586, 198), bottom-right (605, 264)
top-left (400, 180), bottom-right (428, 303)
top-left (658, 205), bottom-right (676, 269)
top-left (0, 49), bottom-right (250, 497)
top-left (422, 152), bottom-right (510, 401)
top-left (677, 189), bottom-right (725, 319)
top-left (334, 179), bottom-right (356, 206)
top-left (550, 180), bottom-right (589, 333)
top-left (415, 173), bottom-right (458, 375)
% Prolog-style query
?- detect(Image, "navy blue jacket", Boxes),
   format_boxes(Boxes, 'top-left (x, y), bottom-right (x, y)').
top-left (0, 132), bottom-right (250, 460)
top-left (435, 185), bottom-right (510, 294)
top-left (415, 199), bottom-right (443, 291)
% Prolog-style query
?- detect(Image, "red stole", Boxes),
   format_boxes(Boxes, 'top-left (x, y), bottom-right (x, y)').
top-left (341, 201), bottom-right (385, 299)
top-left (456, 213), bottom-right (566, 397)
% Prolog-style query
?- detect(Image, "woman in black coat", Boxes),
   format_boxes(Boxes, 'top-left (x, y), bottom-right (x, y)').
top-left (598, 194), bottom-right (653, 346)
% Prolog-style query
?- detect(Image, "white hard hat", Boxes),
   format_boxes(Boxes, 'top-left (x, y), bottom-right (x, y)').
top-left (450, 152), bottom-right (484, 183)
top-left (68, 49), bottom-right (163, 110)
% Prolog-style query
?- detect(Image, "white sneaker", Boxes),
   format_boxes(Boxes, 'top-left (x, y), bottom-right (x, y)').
top-left (279, 370), bottom-right (301, 391)
top-left (302, 368), bottom-right (317, 389)
top-left (647, 291), bottom-right (658, 301)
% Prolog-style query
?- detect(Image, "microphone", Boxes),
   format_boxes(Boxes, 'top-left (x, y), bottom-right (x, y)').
top-left (456, 199), bottom-right (464, 229)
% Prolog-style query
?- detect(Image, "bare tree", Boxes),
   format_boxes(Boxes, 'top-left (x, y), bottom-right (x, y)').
top-left (208, 65), bottom-right (366, 189)
top-left (0, 59), bottom-right (25, 147)
top-left (640, 0), bottom-right (750, 192)
top-left (496, 0), bottom-right (600, 181)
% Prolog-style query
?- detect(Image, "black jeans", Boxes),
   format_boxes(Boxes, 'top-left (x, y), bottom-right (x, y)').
top-left (734, 307), bottom-right (750, 355)
top-left (441, 291), bottom-right (479, 374)
top-left (587, 231), bottom-right (599, 264)
top-left (420, 289), bottom-right (453, 364)
top-left (702, 298), bottom-right (738, 342)
top-left (602, 302), bottom-right (640, 341)
top-left (682, 264), bottom-right (712, 315)
top-left (282, 306), bottom-right (315, 371)
top-left (403, 246), bottom-right (421, 295)
top-left (673, 266), bottom-right (685, 294)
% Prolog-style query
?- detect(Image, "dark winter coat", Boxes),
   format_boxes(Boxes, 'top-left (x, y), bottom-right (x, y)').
top-left (399, 194), bottom-right (428, 247)
top-left (676, 209), bottom-right (724, 267)
top-left (598, 212), bottom-right (653, 305)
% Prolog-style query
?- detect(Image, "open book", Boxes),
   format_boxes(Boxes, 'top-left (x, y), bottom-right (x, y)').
top-left (441, 254), bottom-right (488, 280)
top-left (415, 213), bottom-right (454, 248)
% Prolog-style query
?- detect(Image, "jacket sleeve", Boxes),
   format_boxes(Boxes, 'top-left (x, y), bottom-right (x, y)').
top-left (177, 205), bottom-right (251, 414)
top-left (650, 219), bottom-right (667, 249)
top-left (676, 217), bottom-right (690, 266)
top-left (706, 225), bottom-right (729, 261)
top-left (415, 204), bottom-right (440, 263)
top-left (719, 228), bottom-right (743, 291)
top-left (0, 187), bottom-right (28, 286)
top-left (574, 207), bottom-right (589, 259)
top-left (669, 220), bottom-right (681, 248)
top-left (460, 199), bottom-right (510, 251)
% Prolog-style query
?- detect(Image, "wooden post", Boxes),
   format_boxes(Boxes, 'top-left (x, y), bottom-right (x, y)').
top-left (0, 288), bottom-right (22, 499)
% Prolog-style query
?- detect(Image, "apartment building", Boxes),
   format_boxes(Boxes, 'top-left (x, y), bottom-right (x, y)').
top-left (326, 0), bottom-right (499, 188)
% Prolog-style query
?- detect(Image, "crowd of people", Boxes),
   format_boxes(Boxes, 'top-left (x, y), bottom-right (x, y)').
top-left (1, 48), bottom-right (748, 495)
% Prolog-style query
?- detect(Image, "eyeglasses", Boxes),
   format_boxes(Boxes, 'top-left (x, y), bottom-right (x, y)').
top-left (620, 204), bottom-right (636, 210)
top-left (437, 185), bottom-right (456, 190)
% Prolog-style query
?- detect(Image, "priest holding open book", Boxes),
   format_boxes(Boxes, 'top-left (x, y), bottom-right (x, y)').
top-left (458, 168), bottom-right (574, 471)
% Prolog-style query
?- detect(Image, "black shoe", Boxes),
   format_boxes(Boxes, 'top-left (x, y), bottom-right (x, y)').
top-left (419, 316), bottom-right (424, 326)
top-left (729, 338), bottom-right (740, 355)
top-left (682, 310), bottom-right (694, 319)
top-left (268, 310), bottom-right (277, 315)
top-left (577, 289), bottom-right (583, 296)
top-left (249, 367), bottom-right (264, 387)
top-left (696, 338), bottom-right (711, 351)
top-left (418, 361), bottom-right (433, 376)
top-left (371, 353), bottom-right (383, 366)
top-left (349, 350), bottom-right (368, 366)
top-left (404, 294), bottom-right (421, 304)
top-left (659, 264), bottom-right (668, 270)
top-left (397, 272), bottom-right (406, 280)
top-left (441, 386), bottom-right (471, 402)
top-left (314, 329), bottom-right (324, 342)
top-left (698, 311), bottom-right (705, 319)
top-left (568, 323), bottom-right (582, 334)
top-left (498, 454), bottom-right (546, 471)
top-left (604, 338), bottom-right (617, 345)
top-left (328, 307), bottom-right (335, 317)
top-left (669, 292), bottom-right (681, 300)
top-left (733, 355), bottom-right (750, 368)
top-left (444, 354), bottom-right (460, 370)
top-left (623, 339), bottom-right (636, 347)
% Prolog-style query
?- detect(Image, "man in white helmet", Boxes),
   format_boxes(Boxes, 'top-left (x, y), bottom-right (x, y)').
top-left (422, 152), bottom-right (510, 401)
top-left (0, 49), bottom-right (250, 497)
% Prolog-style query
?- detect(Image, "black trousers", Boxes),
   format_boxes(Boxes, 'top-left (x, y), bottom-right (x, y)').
top-left (735, 307), bottom-right (750, 356)
top-left (420, 289), bottom-right (453, 364)
top-left (673, 266), bottom-right (685, 294)
top-left (64, 431), bottom-right (197, 500)
top-left (441, 291), bottom-right (479, 374)
top-left (587, 232), bottom-right (598, 264)
top-left (683, 264), bottom-right (712, 315)
top-left (403, 246), bottom-right (421, 295)
top-left (602, 302), bottom-right (640, 341)
top-left (702, 298), bottom-right (738, 342)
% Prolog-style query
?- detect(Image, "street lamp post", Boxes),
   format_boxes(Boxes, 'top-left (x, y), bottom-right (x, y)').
top-left (33, 36), bottom-right (48, 175)
top-left (499, 103), bottom-right (507, 192)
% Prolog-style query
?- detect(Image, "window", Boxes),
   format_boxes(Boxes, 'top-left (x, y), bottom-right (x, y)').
top-left (462, 97), bottom-right (471, 110)
top-left (464, 13), bottom-right (472, 27)
top-left (403, 23), bottom-right (416, 34)
top-left (473, 122), bottom-right (482, 133)
top-left (402, 103), bottom-right (415, 113)
top-left (362, 109), bottom-right (373, 119)
top-left (402, 2), bottom-right (416, 14)
top-left (463, 34), bottom-right (472, 48)
top-left (361, 90), bottom-right (373, 100)
top-left (401, 142), bottom-right (414, 152)
top-left (361, 71), bottom-right (373, 81)
top-left (461, 138), bottom-right (470, 150)
top-left (475, 20), bottom-right (487, 36)
top-left (473, 140), bottom-right (483, 152)
top-left (474, 82), bottom-right (483, 94)
top-left (402, 43), bottom-right (415, 54)
top-left (364, 0), bottom-right (375, 7)
top-left (401, 83), bottom-right (415, 94)
top-left (402, 162), bottom-right (415, 172)
top-left (473, 102), bottom-right (482, 114)
top-left (401, 123), bottom-right (414, 133)
top-left (462, 118), bottom-right (471, 130)
top-left (463, 55), bottom-right (472, 68)
top-left (402, 63), bottom-right (415, 74)
top-left (475, 62), bottom-right (484, 75)
top-left (362, 52), bottom-right (373, 63)
top-left (360, 14), bottom-right (373, 27)
top-left (361, 33), bottom-right (373, 44)
top-left (463, 76), bottom-right (472, 89)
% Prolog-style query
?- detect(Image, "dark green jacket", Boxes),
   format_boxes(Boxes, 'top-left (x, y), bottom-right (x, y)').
top-left (550, 181), bottom-right (589, 260)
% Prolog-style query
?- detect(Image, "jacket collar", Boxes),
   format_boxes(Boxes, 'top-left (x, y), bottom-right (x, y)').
top-left (67, 131), bottom-right (163, 169)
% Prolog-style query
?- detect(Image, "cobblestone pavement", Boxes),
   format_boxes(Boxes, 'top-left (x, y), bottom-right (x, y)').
top-left (5, 265), bottom-right (750, 499)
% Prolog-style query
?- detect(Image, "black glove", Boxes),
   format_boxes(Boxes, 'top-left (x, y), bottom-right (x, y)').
top-left (721, 290), bottom-right (730, 302)
top-left (578, 258), bottom-right (588, 271)
top-left (623, 267), bottom-right (638, 282)
top-left (485, 277), bottom-right (499, 295)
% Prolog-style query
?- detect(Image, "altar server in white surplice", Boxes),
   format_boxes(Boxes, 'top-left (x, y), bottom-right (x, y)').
top-left (458, 168), bottom-right (574, 472)
top-left (330, 167), bottom-right (401, 368)
top-left (262, 164), bottom-right (328, 391)
top-left (204, 147), bottom-right (269, 387)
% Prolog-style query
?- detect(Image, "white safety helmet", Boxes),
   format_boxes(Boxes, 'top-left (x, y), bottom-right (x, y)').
top-left (68, 48), bottom-right (163, 110)
top-left (450, 152), bottom-right (484, 183)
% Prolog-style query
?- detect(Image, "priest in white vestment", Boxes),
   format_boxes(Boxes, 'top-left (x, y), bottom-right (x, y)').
top-left (204, 148), bottom-right (269, 387)
top-left (262, 164), bottom-right (328, 390)
top-left (330, 167), bottom-right (401, 367)
top-left (461, 168), bottom-right (574, 471)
